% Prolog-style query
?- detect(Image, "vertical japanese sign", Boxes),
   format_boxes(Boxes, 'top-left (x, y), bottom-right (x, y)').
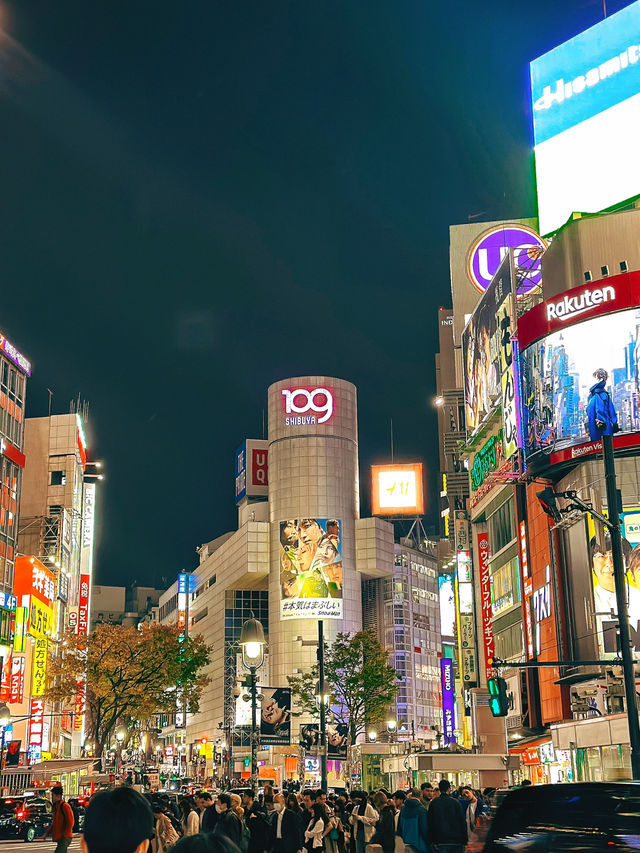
top-left (27, 698), bottom-right (45, 764)
top-left (520, 520), bottom-right (534, 659)
top-left (478, 533), bottom-right (495, 681)
top-left (13, 607), bottom-right (27, 653)
top-left (0, 652), bottom-right (11, 702)
top-left (440, 659), bottom-right (456, 744)
top-left (74, 573), bottom-right (91, 731)
top-left (497, 292), bottom-right (519, 459)
top-left (9, 654), bottom-right (24, 704)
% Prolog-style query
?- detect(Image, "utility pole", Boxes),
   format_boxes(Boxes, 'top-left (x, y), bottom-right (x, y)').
top-left (602, 434), bottom-right (640, 780)
top-left (318, 620), bottom-right (328, 792)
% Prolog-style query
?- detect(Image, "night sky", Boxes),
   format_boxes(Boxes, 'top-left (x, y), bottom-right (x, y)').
top-left (0, 0), bottom-right (622, 587)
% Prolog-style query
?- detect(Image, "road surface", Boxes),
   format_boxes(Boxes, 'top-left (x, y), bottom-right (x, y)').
top-left (0, 839), bottom-right (81, 852)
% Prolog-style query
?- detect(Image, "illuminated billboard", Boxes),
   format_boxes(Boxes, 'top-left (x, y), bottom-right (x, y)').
top-left (521, 305), bottom-right (640, 460)
top-left (463, 254), bottom-right (520, 456)
top-left (531, 1), bottom-right (640, 235)
top-left (371, 463), bottom-right (424, 515)
top-left (279, 519), bottom-right (342, 619)
top-left (235, 440), bottom-right (268, 505)
top-left (467, 224), bottom-right (545, 295)
top-left (260, 687), bottom-right (291, 745)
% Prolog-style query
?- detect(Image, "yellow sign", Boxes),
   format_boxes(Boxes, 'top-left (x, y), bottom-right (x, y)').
top-left (13, 608), bottom-right (27, 653)
top-left (29, 600), bottom-right (51, 639)
top-left (31, 637), bottom-right (48, 697)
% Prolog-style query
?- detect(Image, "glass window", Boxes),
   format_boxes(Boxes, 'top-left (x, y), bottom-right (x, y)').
top-left (487, 496), bottom-right (516, 555)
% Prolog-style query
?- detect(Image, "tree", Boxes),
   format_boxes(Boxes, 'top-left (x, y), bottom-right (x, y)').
top-left (287, 629), bottom-right (398, 744)
top-left (45, 623), bottom-right (210, 758)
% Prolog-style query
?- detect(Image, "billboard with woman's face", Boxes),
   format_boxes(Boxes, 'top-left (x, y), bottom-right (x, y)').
top-left (260, 687), bottom-right (291, 745)
top-left (279, 519), bottom-right (343, 619)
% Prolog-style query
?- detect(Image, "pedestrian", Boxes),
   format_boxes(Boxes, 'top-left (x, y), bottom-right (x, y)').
top-left (370, 793), bottom-right (395, 853)
top-left (460, 787), bottom-right (486, 838)
top-left (214, 793), bottom-right (242, 847)
top-left (81, 787), bottom-right (154, 853)
top-left (348, 791), bottom-right (378, 853)
top-left (195, 792), bottom-right (218, 833)
top-left (151, 801), bottom-right (181, 853)
top-left (42, 786), bottom-right (75, 853)
top-left (391, 793), bottom-right (405, 853)
top-left (170, 834), bottom-right (243, 853)
top-left (180, 798), bottom-right (200, 837)
top-left (304, 803), bottom-right (326, 853)
top-left (418, 784), bottom-right (432, 810)
top-left (426, 780), bottom-right (466, 853)
top-left (397, 790), bottom-right (428, 853)
top-left (242, 789), bottom-right (270, 853)
top-left (271, 793), bottom-right (304, 853)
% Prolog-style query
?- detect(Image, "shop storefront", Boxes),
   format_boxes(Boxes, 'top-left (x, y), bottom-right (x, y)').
top-left (551, 714), bottom-right (632, 782)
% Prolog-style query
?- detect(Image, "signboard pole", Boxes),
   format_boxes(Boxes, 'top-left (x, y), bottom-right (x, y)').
top-left (318, 620), bottom-right (327, 792)
top-left (602, 434), bottom-right (640, 780)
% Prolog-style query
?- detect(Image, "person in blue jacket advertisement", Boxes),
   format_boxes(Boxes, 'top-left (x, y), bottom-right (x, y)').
top-left (586, 369), bottom-right (619, 441)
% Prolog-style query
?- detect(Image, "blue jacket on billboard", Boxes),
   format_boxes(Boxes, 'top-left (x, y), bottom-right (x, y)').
top-left (586, 376), bottom-right (619, 441)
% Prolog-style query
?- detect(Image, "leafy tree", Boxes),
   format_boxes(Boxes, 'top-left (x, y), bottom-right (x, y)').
top-left (45, 623), bottom-right (210, 758)
top-left (288, 629), bottom-right (398, 744)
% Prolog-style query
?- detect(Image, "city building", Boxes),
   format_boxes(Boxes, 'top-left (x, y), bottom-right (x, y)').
top-left (91, 584), bottom-right (163, 628)
top-left (14, 408), bottom-right (98, 761)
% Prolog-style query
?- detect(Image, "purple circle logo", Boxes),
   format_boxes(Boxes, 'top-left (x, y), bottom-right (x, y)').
top-left (467, 224), bottom-right (546, 295)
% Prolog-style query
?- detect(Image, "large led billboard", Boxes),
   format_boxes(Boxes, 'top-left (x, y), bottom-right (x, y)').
top-left (371, 463), bottom-right (424, 515)
top-left (279, 518), bottom-right (342, 619)
top-left (531, 2), bottom-right (640, 235)
top-left (521, 305), bottom-right (640, 460)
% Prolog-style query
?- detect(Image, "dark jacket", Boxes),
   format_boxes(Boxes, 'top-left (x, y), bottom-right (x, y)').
top-left (372, 805), bottom-right (396, 853)
top-left (587, 379), bottom-right (618, 440)
top-left (202, 805), bottom-right (219, 833)
top-left (427, 794), bottom-right (466, 846)
top-left (246, 802), bottom-right (270, 853)
top-left (398, 799), bottom-right (428, 853)
top-left (215, 809), bottom-right (242, 846)
top-left (270, 808), bottom-right (303, 853)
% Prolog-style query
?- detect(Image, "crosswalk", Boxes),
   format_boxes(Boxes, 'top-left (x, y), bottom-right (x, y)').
top-left (0, 837), bottom-right (82, 853)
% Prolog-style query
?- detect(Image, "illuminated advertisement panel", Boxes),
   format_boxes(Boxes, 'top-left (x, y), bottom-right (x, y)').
top-left (440, 659), bottom-right (456, 745)
top-left (260, 687), bottom-right (291, 745)
top-left (14, 557), bottom-right (54, 639)
top-left (371, 464), bottom-right (424, 515)
top-left (477, 533), bottom-right (495, 682)
top-left (531, 2), bottom-right (640, 235)
top-left (235, 440), bottom-right (268, 505)
top-left (463, 255), bottom-right (520, 456)
top-left (279, 519), bottom-right (342, 619)
top-left (438, 574), bottom-right (456, 637)
top-left (521, 305), bottom-right (640, 461)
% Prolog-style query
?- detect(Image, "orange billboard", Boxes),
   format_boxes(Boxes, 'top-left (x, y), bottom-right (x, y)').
top-left (371, 463), bottom-right (424, 516)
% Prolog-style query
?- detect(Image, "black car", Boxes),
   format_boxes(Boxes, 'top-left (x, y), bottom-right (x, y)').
top-left (482, 781), bottom-right (640, 852)
top-left (0, 796), bottom-right (53, 842)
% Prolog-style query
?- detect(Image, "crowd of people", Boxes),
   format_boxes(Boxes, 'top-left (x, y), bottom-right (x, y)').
top-left (64, 778), bottom-right (493, 853)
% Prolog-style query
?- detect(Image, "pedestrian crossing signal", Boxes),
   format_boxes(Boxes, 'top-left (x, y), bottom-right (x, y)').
top-left (487, 677), bottom-right (509, 717)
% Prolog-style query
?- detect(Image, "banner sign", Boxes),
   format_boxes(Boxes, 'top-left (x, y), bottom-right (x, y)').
top-left (31, 638), bottom-right (47, 697)
top-left (27, 698), bottom-right (45, 763)
top-left (440, 659), bottom-right (456, 744)
top-left (0, 652), bottom-right (10, 702)
top-left (478, 533), bottom-right (495, 681)
top-left (300, 723), bottom-right (348, 758)
top-left (10, 654), bottom-right (24, 704)
top-left (12, 607), bottom-right (26, 653)
top-left (279, 519), bottom-right (342, 620)
top-left (260, 687), bottom-right (291, 745)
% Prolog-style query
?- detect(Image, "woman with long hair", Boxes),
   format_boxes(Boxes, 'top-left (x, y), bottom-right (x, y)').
top-left (179, 797), bottom-right (199, 837)
top-left (304, 803), bottom-right (325, 853)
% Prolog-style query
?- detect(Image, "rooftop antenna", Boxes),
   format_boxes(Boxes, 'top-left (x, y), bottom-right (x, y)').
top-left (390, 418), bottom-right (394, 463)
top-left (46, 388), bottom-right (53, 418)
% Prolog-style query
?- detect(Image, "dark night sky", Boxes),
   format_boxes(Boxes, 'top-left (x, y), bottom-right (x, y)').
top-left (0, 0), bottom-right (623, 586)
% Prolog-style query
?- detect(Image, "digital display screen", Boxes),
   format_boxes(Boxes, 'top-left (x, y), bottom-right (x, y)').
top-left (521, 306), bottom-right (640, 459)
top-left (371, 463), bottom-right (424, 515)
top-left (531, 1), bottom-right (640, 235)
top-left (279, 518), bottom-right (343, 619)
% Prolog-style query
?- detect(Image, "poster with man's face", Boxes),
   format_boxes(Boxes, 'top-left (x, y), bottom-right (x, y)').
top-left (260, 687), bottom-right (291, 745)
top-left (299, 723), bottom-right (348, 757)
top-left (279, 519), bottom-right (343, 619)
top-left (589, 510), bottom-right (640, 657)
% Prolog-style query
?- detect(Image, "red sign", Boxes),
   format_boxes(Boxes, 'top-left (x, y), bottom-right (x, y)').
top-left (541, 430), bottom-right (640, 471)
top-left (0, 653), bottom-right (11, 702)
top-left (517, 269), bottom-right (640, 350)
top-left (520, 521), bottom-right (534, 659)
top-left (78, 574), bottom-right (90, 636)
top-left (73, 681), bottom-right (85, 732)
top-left (164, 745), bottom-right (174, 759)
top-left (9, 654), bottom-right (22, 704)
top-left (521, 748), bottom-right (541, 766)
top-left (13, 557), bottom-right (55, 609)
top-left (478, 533), bottom-right (495, 681)
top-left (251, 448), bottom-right (268, 488)
top-left (27, 698), bottom-right (45, 748)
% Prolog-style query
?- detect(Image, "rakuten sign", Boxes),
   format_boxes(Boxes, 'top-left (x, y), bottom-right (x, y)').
top-left (281, 387), bottom-right (334, 426)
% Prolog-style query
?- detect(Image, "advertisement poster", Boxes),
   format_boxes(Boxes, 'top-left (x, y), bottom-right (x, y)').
top-left (371, 464), bottom-right (424, 515)
top-left (477, 533), bottom-right (495, 680)
top-left (440, 659), bottom-right (456, 745)
top-left (521, 307), bottom-right (640, 459)
top-left (462, 255), bottom-right (514, 433)
top-left (5, 740), bottom-right (20, 767)
top-left (588, 510), bottom-right (640, 657)
top-left (259, 687), bottom-right (291, 745)
top-left (300, 723), bottom-right (348, 758)
top-left (279, 519), bottom-right (343, 619)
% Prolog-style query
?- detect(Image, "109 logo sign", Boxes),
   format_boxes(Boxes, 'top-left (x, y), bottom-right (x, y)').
top-left (282, 387), bottom-right (334, 425)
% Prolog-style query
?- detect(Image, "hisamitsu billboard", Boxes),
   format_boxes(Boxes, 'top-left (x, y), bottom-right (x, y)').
top-left (531, 1), bottom-right (640, 235)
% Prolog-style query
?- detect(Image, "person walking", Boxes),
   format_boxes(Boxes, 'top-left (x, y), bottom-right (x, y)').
top-left (460, 787), bottom-right (486, 839)
top-left (42, 786), bottom-right (74, 853)
top-left (304, 803), bottom-right (326, 853)
top-left (271, 793), bottom-right (303, 853)
top-left (195, 792), bottom-right (218, 834)
top-left (348, 792), bottom-right (378, 853)
top-left (180, 798), bottom-right (200, 837)
top-left (214, 794), bottom-right (242, 847)
top-left (426, 780), bottom-right (466, 853)
top-left (397, 790), bottom-right (428, 853)
top-left (81, 787), bottom-right (154, 853)
top-left (370, 793), bottom-right (395, 853)
top-left (151, 802), bottom-right (181, 853)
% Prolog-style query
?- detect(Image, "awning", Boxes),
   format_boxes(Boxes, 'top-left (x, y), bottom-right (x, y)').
top-left (508, 735), bottom-right (551, 755)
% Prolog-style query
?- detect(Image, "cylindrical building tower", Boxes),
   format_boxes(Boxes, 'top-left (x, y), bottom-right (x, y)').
top-left (267, 376), bottom-right (362, 691)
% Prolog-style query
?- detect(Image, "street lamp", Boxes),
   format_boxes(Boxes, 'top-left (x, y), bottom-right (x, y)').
top-left (368, 730), bottom-right (377, 743)
top-left (240, 614), bottom-right (265, 783)
top-left (387, 719), bottom-right (397, 743)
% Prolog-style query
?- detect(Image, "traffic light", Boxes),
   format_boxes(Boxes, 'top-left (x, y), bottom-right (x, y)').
top-left (487, 676), bottom-right (509, 717)
top-left (537, 487), bottom-right (561, 523)
top-left (243, 757), bottom-right (250, 769)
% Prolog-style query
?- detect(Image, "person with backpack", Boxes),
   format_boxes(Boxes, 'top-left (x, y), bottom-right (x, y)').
top-left (397, 790), bottom-right (428, 853)
top-left (214, 794), bottom-right (242, 848)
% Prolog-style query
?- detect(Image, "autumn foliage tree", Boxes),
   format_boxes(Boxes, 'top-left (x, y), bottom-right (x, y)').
top-left (288, 629), bottom-right (398, 744)
top-left (45, 623), bottom-right (210, 758)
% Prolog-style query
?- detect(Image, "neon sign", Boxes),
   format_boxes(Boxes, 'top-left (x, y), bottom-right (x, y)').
top-left (281, 387), bottom-right (334, 425)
